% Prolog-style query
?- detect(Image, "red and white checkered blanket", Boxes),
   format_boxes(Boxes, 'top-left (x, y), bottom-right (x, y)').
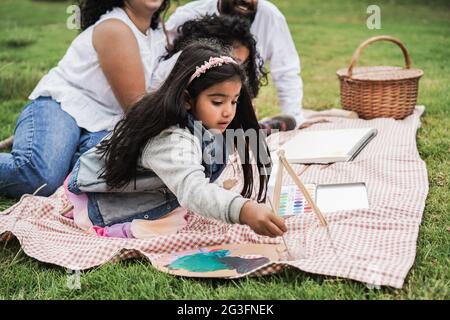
top-left (0, 107), bottom-right (428, 288)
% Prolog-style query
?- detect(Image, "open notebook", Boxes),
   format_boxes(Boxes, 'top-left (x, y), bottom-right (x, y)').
top-left (278, 127), bottom-right (377, 164)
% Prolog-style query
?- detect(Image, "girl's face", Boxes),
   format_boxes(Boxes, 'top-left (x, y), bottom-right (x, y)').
top-left (191, 79), bottom-right (242, 133)
top-left (232, 42), bottom-right (250, 64)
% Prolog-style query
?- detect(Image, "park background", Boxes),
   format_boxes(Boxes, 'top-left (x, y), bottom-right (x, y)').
top-left (0, 0), bottom-right (449, 299)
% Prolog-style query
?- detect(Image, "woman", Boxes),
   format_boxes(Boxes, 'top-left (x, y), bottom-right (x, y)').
top-left (0, 0), bottom-right (170, 198)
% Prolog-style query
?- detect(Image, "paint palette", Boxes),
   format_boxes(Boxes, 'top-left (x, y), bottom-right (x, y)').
top-left (276, 184), bottom-right (316, 217)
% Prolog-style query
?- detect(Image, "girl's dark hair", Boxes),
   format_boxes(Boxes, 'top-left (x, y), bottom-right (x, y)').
top-left (98, 41), bottom-right (271, 203)
top-left (165, 14), bottom-right (267, 98)
top-left (77, 0), bottom-right (171, 31)
top-left (218, 0), bottom-right (257, 23)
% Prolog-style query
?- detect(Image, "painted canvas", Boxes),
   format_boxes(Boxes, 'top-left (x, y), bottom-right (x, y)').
top-left (152, 244), bottom-right (284, 278)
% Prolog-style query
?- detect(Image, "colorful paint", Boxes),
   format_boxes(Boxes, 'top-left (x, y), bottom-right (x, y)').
top-left (166, 249), bottom-right (270, 274)
top-left (277, 184), bottom-right (315, 217)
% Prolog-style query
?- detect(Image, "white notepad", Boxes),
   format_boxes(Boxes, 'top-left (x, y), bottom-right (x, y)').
top-left (316, 183), bottom-right (369, 212)
top-left (278, 128), bottom-right (377, 164)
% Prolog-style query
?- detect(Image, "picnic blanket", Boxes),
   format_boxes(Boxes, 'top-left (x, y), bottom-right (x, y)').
top-left (0, 107), bottom-right (428, 288)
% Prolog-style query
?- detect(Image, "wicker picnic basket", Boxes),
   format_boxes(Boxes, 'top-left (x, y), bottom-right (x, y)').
top-left (336, 35), bottom-right (423, 120)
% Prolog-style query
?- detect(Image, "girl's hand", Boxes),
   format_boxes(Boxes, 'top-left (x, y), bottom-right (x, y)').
top-left (239, 201), bottom-right (287, 238)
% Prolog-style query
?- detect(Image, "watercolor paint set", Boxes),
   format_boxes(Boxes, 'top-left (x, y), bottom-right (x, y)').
top-left (272, 182), bottom-right (370, 217)
top-left (276, 184), bottom-right (316, 217)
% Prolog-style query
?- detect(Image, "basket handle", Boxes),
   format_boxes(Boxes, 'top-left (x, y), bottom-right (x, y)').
top-left (347, 35), bottom-right (411, 78)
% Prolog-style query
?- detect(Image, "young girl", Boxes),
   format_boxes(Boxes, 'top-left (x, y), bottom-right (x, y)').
top-left (67, 41), bottom-right (287, 238)
top-left (0, 0), bottom-right (170, 198)
top-left (166, 0), bottom-right (304, 131)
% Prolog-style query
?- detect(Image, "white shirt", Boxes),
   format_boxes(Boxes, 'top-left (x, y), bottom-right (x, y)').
top-left (164, 0), bottom-right (304, 124)
top-left (29, 7), bottom-right (167, 132)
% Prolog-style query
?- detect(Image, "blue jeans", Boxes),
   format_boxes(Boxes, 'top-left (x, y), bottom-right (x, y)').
top-left (0, 97), bottom-right (108, 197)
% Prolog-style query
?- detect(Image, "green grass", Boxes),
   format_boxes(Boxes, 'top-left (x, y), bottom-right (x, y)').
top-left (1, 0), bottom-right (449, 299)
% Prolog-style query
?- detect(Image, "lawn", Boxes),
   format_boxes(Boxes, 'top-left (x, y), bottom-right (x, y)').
top-left (0, 0), bottom-right (449, 299)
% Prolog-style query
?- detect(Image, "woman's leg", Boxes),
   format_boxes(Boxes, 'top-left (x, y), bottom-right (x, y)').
top-left (0, 97), bottom-right (81, 197)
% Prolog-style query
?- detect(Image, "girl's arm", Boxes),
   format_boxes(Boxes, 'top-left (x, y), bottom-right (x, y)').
top-left (142, 128), bottom-right (247, 224)
top-left (93, 19), bottom-right (146, 112)
top-left (142, 128), bottom-right (286, 237)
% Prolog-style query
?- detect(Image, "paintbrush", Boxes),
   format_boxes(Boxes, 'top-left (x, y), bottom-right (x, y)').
top-left (277, 150), bottom-right (328, 226)
top-left (267, 197), bottom-right (293, 260)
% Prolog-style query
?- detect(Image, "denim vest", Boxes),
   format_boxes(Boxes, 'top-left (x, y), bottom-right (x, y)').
top-left (68, 113), bottom-right (228, 227)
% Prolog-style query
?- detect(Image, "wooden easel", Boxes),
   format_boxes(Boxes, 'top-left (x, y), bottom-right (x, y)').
top-left (272, 150), bottom-right (328, 227)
